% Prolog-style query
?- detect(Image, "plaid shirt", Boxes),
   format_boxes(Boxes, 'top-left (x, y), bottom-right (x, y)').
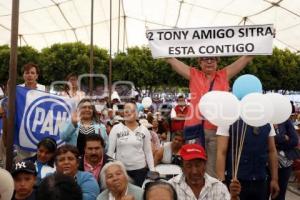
top-left (168, 173), bottom-right (230, 200)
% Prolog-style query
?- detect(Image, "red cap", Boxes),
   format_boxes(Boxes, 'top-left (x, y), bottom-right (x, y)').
top-left (179, 144), bottom-right (207, 161)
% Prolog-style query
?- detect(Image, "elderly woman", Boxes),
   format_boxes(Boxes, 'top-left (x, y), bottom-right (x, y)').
top-left (55, 144), bottom-right (100, 200)
top-left (97, 161), bottom-right (143, 200)
top-left (108, 102), bottom-right (155, 187)
top-left (60, 98), bottom-right (108, 155)
top-left (143, 181), bottom-right (177, 200)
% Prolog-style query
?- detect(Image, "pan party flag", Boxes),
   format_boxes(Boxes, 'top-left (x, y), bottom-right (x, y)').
top-left (15, 86), bottom-right (76, 151)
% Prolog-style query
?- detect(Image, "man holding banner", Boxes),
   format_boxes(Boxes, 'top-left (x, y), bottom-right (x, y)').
top-left (147, 24), bottom-right (274, 178)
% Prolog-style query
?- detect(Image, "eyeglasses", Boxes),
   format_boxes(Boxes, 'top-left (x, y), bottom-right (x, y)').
top-left (124, 108), bottom-right (135, 114)
top-left (199, 57), bottom-right (217, 62)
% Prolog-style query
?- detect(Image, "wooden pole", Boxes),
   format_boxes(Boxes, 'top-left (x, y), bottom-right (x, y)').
top-left (108, 0), bottom-right (112, 105)
top-left (89, 0), bottom-right (94, 96)
top-left (6, 0), bottom-right (19, 171)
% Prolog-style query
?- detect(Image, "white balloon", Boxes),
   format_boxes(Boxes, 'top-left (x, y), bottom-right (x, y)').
top-left (199, 91), bottom-right (240, 127)
top-left (142, 97), bottom-right (152, 108)
top-left (0, 168), bottom-right (14, 200)
top-left (265, 93), bottom-right (292, 124)
top-left (240, 93), bottom-right (274, 127)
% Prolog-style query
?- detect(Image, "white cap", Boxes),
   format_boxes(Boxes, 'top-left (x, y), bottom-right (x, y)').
top-left (112, 115), bottom-right (124, 124)
top-left (111, 91), bottom-right (121, 101)
top-left (139, 119), bottom-right (153, 128)
top-left (177, 93), bottom-right (184, 98)
top-left (0, 87), bottom-right (3, 97)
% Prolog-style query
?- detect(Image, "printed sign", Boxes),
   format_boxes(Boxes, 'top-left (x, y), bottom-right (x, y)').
top-left (146, 24), bottom-right (274, 58)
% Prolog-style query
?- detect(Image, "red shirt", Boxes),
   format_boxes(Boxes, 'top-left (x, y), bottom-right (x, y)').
top-left (185, 67), bottom-right (229, 130)
top-left (171, 104), bottom-right (189, 132)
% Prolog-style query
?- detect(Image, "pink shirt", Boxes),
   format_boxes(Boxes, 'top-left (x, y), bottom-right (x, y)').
top-left (185, 67), bottom-right (229, 130)
top-left (84, 155), bottom-right (103, 180)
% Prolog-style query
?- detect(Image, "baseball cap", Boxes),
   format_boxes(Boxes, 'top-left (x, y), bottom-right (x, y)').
top-left (179, 144), bottom-right (207, 161)
top-left (11, 160), bottom-right (37, 177)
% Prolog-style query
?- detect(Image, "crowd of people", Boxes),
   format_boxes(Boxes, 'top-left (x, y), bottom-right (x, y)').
top-left (0, 56), bottom-right (300, 200)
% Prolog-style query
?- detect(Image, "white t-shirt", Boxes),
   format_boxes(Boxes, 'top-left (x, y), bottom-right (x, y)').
top-left (108, 123), bottom-right (155, 171)
top-left (216, 124), bottom-right (276, 137)
top-left (19, 83), bottom-right (46, 91)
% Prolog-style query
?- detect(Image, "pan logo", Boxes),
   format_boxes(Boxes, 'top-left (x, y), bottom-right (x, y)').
top-left (23, 96), bottom-right (71, 145)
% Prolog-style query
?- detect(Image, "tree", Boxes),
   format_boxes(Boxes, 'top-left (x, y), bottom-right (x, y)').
top-left (1, 43), bottom-right (299, 94)
top-left (39, 42), bottom-right (109, 90)
top-left (0, 45), bottom-right (40, 85)
top-left (113, 46), bottom-right (188, 95)
top-left (0, 45), bottom-right (10, 86)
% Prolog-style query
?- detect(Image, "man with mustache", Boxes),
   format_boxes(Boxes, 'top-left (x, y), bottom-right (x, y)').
top-left (79, 134), bottom-right (113, 185)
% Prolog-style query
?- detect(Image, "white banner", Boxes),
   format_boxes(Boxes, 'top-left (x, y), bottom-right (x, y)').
top-left (146, 24), bottom-right (274, 58)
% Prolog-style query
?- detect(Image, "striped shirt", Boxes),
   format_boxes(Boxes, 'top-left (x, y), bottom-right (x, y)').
top-left (168, 173), bottom-right (230, 200)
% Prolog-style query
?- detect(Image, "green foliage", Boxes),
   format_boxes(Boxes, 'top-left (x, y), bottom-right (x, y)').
top-left (0, 45), bottom-right (10, 85)
top-left (0, 45), bottom-right (40, 85)
top-left (40, 42), bottom-right (109, 87)
top-left (230, 48), bottom-right (300, 92)
top-left (113, 46), bottom-right (187, 94)
top-left (1, 43), bottom-right (300, 93)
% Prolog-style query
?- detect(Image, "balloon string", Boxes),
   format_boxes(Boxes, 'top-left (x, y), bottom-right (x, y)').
top-left (231, 123), bottom-right (234, 180)
top-left (234, 119), bottom-right (239, 178)
top-left (235, 122), bottom-right (247, 178)
top-left (235, 121), bottom-right (245, 178)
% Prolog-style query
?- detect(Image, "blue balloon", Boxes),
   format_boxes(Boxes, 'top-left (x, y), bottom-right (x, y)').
top-left (137, 102), bottom-right (144, 112)
top-left (232, 74), bottom-right (262, 100)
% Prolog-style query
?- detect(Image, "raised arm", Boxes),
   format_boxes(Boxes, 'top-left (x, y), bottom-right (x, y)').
top-left (165, 58), bottom-right (191, 80)
top-left (143, 129), bottom-right (155, 171)
top-left (225, 55), bottom-right (254, 80)
top-left (107, 126), bottom-right (117, 158)
top-left (154, 147), bottom-right (164, 166)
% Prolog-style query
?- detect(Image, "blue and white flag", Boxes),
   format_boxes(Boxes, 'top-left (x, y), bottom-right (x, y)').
top-left (15, 86), bottom-right (76, 151)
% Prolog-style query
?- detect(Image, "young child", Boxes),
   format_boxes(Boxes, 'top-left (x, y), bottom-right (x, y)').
top-left (11, 160), bottom-right (37, 200)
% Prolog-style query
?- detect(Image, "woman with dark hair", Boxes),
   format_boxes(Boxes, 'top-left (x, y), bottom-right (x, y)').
top-left (37, 173), bottom-right (82, 200)
top-left (26, 137), bottom-right (57, 184)
top-left (154, 131), bottom-right (184, 166)
top-left (60, 98), bottom-right (108, 155)
top-left (143, 181), bottom-right (177, 200)
top-left (55, 144), bottom-right (100, 200)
